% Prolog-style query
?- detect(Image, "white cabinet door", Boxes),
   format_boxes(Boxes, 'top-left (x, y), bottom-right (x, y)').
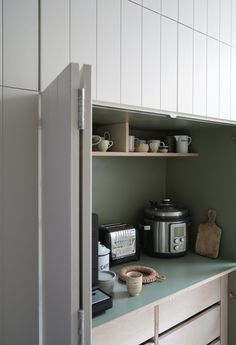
top-left (3, 0), bottom-right (38, 90)
top-left (220, 0), bottom-right (231, 45)
top-left (71, 0), bottom-right (96, 99)
top-left (219, 43), bottom-right (231, 120)
top-left (207, 0), bottom-right (220, 39)
top-left (97, 0), bottom-right (120, 103)
top-left (0, 0), bottom-right (2, 85)
top-left (41, 64), bottom-right (92, 345)
top-left (193, 32), bottom-right (207, 117)
top-left (41, 0), bottom-right (70, 92)
top-left (179, 0), bottom-right (193, 28)
top-left (121, 0), bottom-right (142, 106)
top-left (231, 48), bottom-right (236, 121)
top-left (161, 17), bottom-right (178, 112)
top-left (161, 0), bottom-right (178, 20)
top-left (143, 0), bottom-right (161, 12)
top-left (178, 25), bottom-right (193, 115)
top-left (142, 9), bottom-right (160, 109)
top-left (3, 87), bottom-right (38, 345)
top-left (207, 38), bottom-right (220, 118)
top-left (194, 0), bottom-right (207, 34)
top-left (232, 0), bottom-right (236, 47)
top-left (0, 88), bottom-right (2, 345)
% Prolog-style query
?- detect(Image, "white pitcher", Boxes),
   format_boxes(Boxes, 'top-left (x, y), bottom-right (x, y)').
top-left (174, 135), bottom-right (192, 153)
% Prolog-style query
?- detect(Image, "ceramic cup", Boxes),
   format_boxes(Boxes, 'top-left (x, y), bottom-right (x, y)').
top-left (135, 143), bottom-right (149, 153)
top-left (92, 135), bottom-right (101, 146)
top-left (98, 139), bottom-right (113, 152)
top-left (126, 271), bottom-right (143, 297)
top-left (129, 136), bottom-right (135, 152)
top-left (98, 270), bottom-right (116, 294)
top-left (148, 140), bottom-right (165, 153)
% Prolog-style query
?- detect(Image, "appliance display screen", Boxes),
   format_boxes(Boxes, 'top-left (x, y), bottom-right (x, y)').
top-left (174, 226), bottom-right (185, 237)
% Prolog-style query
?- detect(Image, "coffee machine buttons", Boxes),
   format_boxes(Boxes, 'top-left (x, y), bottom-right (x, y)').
top-left (174, 238), bottom-right (180, 244)
top-left (174, 245), bottom-right (180, 251)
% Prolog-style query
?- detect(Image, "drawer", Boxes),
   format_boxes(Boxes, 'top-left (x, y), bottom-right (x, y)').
top-left (92, 305), bottom-right (155, 345)
top-left (159, 304), bottom-right (220, 345)
top-left (159, 278), bottom-right (220, 333)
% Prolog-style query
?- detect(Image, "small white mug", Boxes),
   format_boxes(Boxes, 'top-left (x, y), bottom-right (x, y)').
top-left (148, 140), bottom-right (165, 153)
top-left (126, 271), bottom-right (143, 297)
top-left (98, 139), bottom-right (113, 152)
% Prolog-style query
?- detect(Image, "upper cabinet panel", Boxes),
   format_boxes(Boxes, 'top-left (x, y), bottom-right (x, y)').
top-left (232, 0), bottom-right (236, 47)
top-left (220, 0), bottom-right (231, 45)
top-left (121, 0), bottom-right (142, 106)
top-left (194, 0), bottom-right (207, 34)
top-left (193, 31), bottom-right (207, 117)
top-left (161, 17), bottom-right (178, 112)
top-left (179, 0), bottom-right (193, 28)
top-left (71, 0), bottom-right (96, 99)
top-left (219, 43), bottom-right (231, 119)
top-left (142, 9), bottom-right (161, 109)
top-left (161, 0), bottom-right (178, 21)
top-left (143, 0), bottom-right (161, 12)
top-left (178, 25), bottom-right (193, 115)
top-left (41, 0), bottom-right (70, 92)
top-left (231, 48), bottom-right (236, 121)
top-left (207, 38), bottom-right (220, 118)
top-left (97, 0), bottom-right (120, 103)
top-left (207, 0), bottom-right (220, 39)
top-left (3, 0), bottom-right (38, 90)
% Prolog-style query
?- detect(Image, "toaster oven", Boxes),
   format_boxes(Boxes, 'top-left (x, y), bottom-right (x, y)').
top-left (100, 223), bottom-right (140, 265)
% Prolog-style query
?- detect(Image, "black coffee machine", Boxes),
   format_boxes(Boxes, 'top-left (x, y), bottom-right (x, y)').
top-left (92, 213), bottom-right (112, 316)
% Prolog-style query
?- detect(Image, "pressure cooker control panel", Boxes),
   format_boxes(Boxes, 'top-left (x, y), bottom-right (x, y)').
top-left (170, 223), bottom-right (187, 253)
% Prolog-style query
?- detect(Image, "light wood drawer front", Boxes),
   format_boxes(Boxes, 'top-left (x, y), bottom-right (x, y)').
top-left (92, 306), bottom-right (154, 345)
top-left (159, 279), bottom-right (220, 333)
top-left (159, 305), bottom-right (220, 345)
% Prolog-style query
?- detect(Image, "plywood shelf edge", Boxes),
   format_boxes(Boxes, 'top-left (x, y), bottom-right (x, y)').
top-left (92, 152), bottom-right (199, 157)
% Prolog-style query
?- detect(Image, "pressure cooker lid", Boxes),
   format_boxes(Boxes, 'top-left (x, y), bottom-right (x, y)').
top-left (145, 198), bottom-right (189, 219)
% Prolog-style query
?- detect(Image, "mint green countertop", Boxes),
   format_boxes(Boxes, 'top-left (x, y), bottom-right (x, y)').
top-left (92, 252), bottom-right (236, 328)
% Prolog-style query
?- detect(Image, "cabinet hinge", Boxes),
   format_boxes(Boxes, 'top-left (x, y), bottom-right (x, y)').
top-left (78, 88), bottom-right (85, 130)
top-left (78, 309), bottom-right (84, 345)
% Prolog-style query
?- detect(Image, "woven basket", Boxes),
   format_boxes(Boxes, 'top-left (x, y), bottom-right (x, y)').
top-left (118, 265), bottom-right (165, 284)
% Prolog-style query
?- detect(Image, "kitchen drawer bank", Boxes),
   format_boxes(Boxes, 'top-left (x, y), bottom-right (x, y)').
top-left (92, 253), bottom-right (236, 345)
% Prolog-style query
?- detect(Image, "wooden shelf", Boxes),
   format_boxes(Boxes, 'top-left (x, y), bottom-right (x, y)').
top-left (92, 151), bottom-right (199, 157)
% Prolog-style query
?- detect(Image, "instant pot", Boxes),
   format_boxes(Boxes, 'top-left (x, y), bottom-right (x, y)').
top-left (142, 198), bottom-right (190, 257)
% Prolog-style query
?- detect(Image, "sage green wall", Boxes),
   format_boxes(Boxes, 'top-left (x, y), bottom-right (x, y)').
top-left (92, 157), bottom-right (166, 226)
top-left (166, 126), bottom-right (236, 345)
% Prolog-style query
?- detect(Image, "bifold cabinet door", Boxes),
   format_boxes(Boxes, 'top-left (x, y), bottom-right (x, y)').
top-left (143, 0), bottom-right (161, 12)
top-left (97, 0), bottom-right (120, 103)
top-left (193, 31), bottom-right (207, 117)
top-left (142, 8), bottom-right (160, 109)
top-left (161, 17), bottom-right (177, 112)
top-left (0, 87), bottom-right (2, 345)
top-left (3, 87), bottom-right (38, 345)
top-left (3, 0), bottom-right (38, 90)
top-left (121, 0), bottom-right (142, 106)
top-left (41, 63), bottom-right (92, 345)
top-left (178, 25), bottom-right (193, 115)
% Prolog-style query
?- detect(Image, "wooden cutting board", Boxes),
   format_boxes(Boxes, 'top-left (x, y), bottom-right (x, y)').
top-left (195, 209), bottom-right (222, 259)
